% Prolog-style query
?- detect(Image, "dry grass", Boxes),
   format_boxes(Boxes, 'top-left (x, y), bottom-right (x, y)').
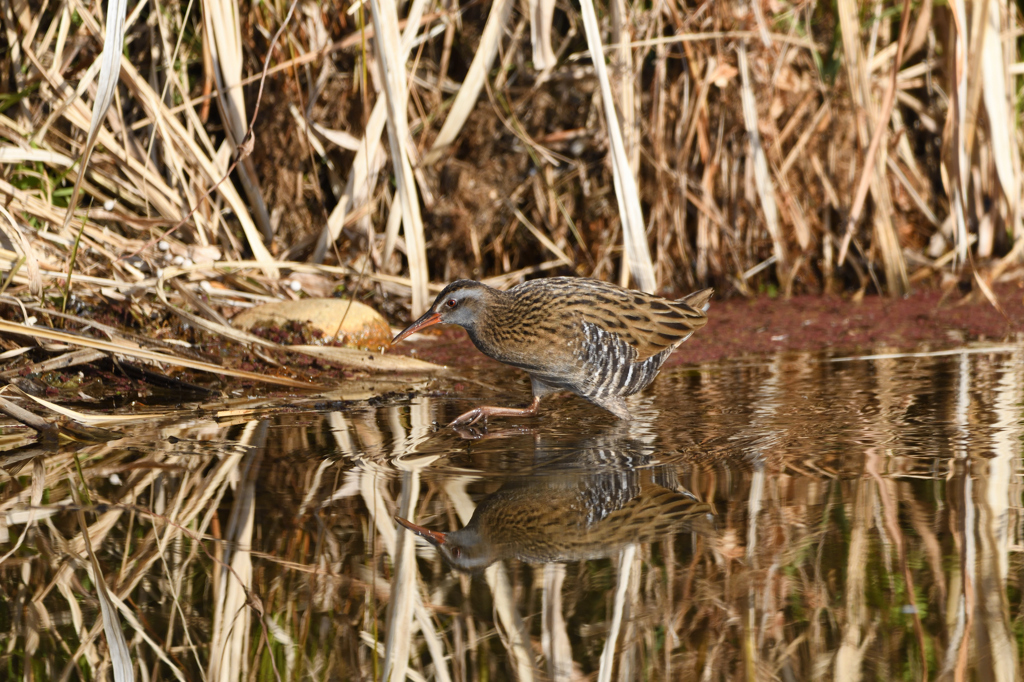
top-left (0, 0), bottom-right (1020, 342)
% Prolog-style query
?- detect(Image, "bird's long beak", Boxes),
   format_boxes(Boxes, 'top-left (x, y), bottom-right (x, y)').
top-left (392, 310), bottom-right (441, 345)
top-left (396, 517), bottom-right (447, 546)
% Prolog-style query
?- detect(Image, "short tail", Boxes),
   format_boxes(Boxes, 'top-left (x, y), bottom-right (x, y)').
top-left (677, 288), bottom-right (713, 313)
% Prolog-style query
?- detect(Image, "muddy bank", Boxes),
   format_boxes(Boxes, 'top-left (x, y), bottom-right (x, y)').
top-left (4, 285), bottom-right (1021, 416)
top-left (391, 283), bottom-right (1024, 369)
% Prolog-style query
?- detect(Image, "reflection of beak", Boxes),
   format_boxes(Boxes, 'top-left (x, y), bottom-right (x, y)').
top-left (392, 311), bottom-right (441, 345)
top-left (396, 517), bottom-right (447, 546)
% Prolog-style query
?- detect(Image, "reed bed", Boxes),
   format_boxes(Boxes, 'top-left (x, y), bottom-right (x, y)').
top-left (0, 0), bottom-right (1022, 344)
top-left (1, 348), bottom-right (1022, 680)
top-left (4, 4), bottom-right (1024, 679)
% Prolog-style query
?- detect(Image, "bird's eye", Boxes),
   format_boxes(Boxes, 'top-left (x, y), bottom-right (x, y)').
top-left (445, 299), bottom-right (458, 308)
top-left (451, 547), bottom-right (462, 558)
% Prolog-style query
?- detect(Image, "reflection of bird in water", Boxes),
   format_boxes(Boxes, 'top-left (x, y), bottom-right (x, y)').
top-left (390, 277), bottom-right (712, 426)
top-left (397, 439), bottom-right (716, 571)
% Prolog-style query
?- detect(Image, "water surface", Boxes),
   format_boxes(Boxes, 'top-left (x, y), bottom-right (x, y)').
top-left (2, 345), bottom-right (1023, 680)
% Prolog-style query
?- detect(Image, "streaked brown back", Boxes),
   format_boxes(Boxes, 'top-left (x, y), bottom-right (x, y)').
top-left (506, 278), bottom-right (710, 362)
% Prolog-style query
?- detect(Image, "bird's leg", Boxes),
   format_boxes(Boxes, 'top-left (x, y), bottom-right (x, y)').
top-left (448, 395), bottom-right (542, 428)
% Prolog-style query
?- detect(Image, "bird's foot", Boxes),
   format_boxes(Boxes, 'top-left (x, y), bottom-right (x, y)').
top-left (449, 407), bottom-right (487, 428)
top-left (451, 423), bottom-right (487, 439)
top-left (447, 396), bottom-right (542, 429)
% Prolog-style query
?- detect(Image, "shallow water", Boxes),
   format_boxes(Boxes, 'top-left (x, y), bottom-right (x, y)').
top-left (2, 344), bottom-right (1024, 680)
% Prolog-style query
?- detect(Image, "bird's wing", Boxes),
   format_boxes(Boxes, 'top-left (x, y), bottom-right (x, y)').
top-left (603, 483), bottom-right (717, 542)
top-left (566, 281), bottom-right (711, 362)
top-left (678, 287), bottom-right (714, 312)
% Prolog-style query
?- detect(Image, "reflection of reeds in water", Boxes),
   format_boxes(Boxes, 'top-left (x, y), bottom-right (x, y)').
top-left (3, 349), bottom-right (1024, 679)
top-left (208, 420), bottom-right (264, 682)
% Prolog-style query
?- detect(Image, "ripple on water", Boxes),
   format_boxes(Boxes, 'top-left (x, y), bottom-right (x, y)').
top-left (4, 344), bottom-right (1024, 680)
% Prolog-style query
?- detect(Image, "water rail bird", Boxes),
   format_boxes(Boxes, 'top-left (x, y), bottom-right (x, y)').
top-left (391, 277), bottom-right (712, 426)
top-left (395, 466), bottom-right (715, 570)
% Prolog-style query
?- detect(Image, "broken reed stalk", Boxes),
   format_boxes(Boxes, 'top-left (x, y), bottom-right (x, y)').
top-left (0, 395), bottom-right (58, 441)
top-left (57, 0), bottom-right (127, 313)
top-left (836, 0), bottom-right (914, 273)
top-left (368, 0), bottom-right (430, 315)
top-left (578, 0), bottom-right (656, 292)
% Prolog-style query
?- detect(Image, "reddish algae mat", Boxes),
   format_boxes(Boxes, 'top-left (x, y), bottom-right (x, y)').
top-left (391, 283), bottom-right (1024, 370)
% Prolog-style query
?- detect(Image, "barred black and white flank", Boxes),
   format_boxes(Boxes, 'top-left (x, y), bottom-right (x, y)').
top-left (392, 276), bottom-right (713, 426)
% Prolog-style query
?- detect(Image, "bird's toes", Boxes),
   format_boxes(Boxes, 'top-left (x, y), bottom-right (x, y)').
top-left (449, 408), bottom-right (484, 428)
top-left (451, 424), bottom-right (486, 440)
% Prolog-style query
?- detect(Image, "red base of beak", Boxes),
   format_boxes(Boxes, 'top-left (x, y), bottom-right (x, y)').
top-left (396, 516), bottom-right (447, 546)
top-left (392, 312), bottom-right (441, 345)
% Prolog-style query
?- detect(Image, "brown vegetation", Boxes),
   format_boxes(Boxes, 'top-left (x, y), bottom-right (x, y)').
top-left (1, 0), bottom-right (1023, 338)
top-left (4, 2), bottom-right (1024, 679)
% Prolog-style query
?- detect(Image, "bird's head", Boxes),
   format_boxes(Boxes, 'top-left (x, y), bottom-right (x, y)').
top-left (395, 517), bottom-right (494, 572)
top-left (391, 280), bottom-right (494, 344)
